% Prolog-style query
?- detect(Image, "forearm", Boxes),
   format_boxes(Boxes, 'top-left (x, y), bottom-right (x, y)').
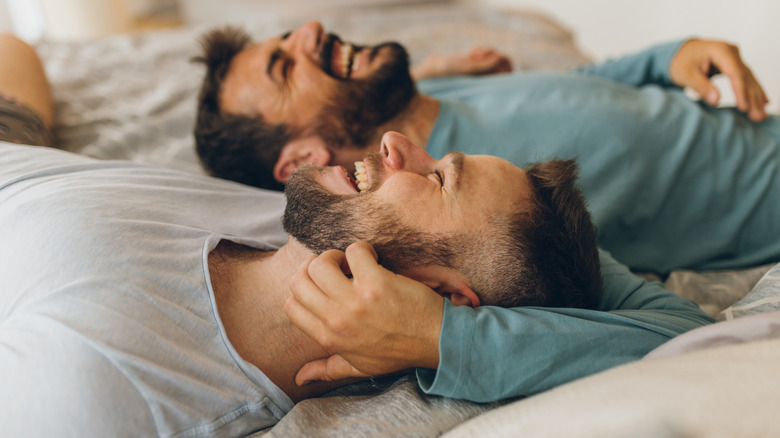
top-left (417, 250), bottom-right (715, 402)
top-left (411, 48), bottom-right (512, 81)
top-left (417, 299), bottom-right (713, 402)
top-left (575, 39), bottom-right (687, 88)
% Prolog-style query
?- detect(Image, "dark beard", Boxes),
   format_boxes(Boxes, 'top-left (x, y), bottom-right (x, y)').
top-left (282, 165), bottom-right (457, 273)
top-left (282, 165), bottom-right (369, 254)
top-left (314, 42), bottom-right (416, 149)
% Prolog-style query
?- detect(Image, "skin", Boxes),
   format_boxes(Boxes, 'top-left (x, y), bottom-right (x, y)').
top-left (0, 34), bottom-right (53, 128)
top-left (284, 131), bottom-right (534, 385)
top-left (221, 24), bottom-right (771, 183)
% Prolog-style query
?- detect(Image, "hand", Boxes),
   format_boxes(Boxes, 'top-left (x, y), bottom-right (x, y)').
top-left (669, 39), bottom-right (769, 122)
top-left (411, 47), bottom-right (513, 80)
top-left (284, 241), bottom-right (444, 386)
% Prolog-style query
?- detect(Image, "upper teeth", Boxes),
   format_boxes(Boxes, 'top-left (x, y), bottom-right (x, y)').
top-left (340, 43), bottom-right (356, 78)
top-left (354, 161), bottom-right (368, 192)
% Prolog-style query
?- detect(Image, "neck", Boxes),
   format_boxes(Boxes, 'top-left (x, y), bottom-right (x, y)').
top-left (372, 93), bottom-right (439, 151)
top-left (208, 239), bottom-right (350, 402)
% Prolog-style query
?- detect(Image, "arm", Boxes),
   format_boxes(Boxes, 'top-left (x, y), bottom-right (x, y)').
top-left (285, 244), bottom-right (714, 401)
top-left (575, 40), bottom-right (684, 88)
top-left (419, 249), bottom-right (714, 402)
top-left (0, 34), bottom-right (53, 129)
top-left (411, 47), bottom-right (513, 81)
top-left (578, 38), bottom-right (769, 121)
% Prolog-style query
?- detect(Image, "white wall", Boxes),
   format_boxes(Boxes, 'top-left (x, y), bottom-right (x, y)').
top-left (0, 1), bottom-right (11, 33)
top-left (474, 0), bottom-right (780, 110)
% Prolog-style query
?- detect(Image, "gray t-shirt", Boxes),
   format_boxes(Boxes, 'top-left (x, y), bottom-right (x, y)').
top-left (0, 143), bottom-right (293, 437)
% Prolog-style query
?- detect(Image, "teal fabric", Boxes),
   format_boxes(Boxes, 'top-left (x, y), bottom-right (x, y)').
top-left (420, 40), bottom-right (780, 275)
top-left (416, 249), bottom-right (714, 402)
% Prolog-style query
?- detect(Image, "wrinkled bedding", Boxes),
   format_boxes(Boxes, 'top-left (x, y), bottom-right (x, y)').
top-left (447, 266), bottom-right (780, 438)
top-left (33, 3), bottom-right (780, 436)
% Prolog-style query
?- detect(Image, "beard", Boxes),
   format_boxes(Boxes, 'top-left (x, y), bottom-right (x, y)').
top-left (282, 164), bottom-right (456, 273)
top-left (313, 41), bottom-right (416, 150)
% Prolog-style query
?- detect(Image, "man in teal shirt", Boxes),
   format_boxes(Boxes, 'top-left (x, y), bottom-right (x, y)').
top-left (419, 40), bottom-right (778, 274)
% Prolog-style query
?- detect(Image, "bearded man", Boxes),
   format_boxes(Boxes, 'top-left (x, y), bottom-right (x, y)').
top-left (193, 21), bottom-right (780, 277)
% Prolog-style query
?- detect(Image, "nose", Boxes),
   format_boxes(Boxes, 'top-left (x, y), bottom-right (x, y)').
top-left (285, 20), bottom-right (324, 56)
top-left (379, 131), bottom-right (436, 174)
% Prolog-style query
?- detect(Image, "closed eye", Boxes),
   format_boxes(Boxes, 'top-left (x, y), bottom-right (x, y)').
top-left (281, 57), bottom-right (293, 82)
top-left (434, 169), bottom-right (444, 186)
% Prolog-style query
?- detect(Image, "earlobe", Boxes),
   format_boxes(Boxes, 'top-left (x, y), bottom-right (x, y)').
top-left (447, 284), bottom-right (480, 308)
top-left (273, 136), bottom-right (332, 183)
top-left (403, 266), bottom-right (481, 308)
top-left (273, 158), bottom-right (296, 183)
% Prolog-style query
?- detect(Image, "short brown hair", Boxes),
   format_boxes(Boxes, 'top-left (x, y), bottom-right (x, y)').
top-left (464, 159), bottom-right (601, 309)
top-left (192, 26), bottom-right (288, 191)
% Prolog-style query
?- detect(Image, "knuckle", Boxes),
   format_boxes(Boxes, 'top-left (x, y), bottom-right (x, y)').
top-left (357, 280), bottom-right (383, 303)
top-left (324, 314), bottom-right (348, 334)
top-left (319, 336), bottom-right (337, 352)
top-left (308, 253), bottom-right (328, 273)
top-left (346, 241), bottom-right (368, 255)
top-left (289, 272), bottom-right (304, 290)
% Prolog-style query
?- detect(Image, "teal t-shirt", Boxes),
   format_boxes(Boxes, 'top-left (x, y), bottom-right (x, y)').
top-left (420, 40), bottom-right (780, 274)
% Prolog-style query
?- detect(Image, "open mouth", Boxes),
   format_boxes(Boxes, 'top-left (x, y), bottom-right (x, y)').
top-left (319, 161), bottom-right (371, 194)
top-left (324, 36), bottom-right (360, 79)
top-left (336, 41), bottom-right (359, 79)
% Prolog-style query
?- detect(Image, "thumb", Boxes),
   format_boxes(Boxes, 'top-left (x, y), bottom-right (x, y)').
top-left (687, 72), bottom-right (720, 106)
top-left (295, 355), bottom-right (371, 386)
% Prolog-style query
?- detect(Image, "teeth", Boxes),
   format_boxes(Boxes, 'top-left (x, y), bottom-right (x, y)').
top-left (352, 51), bottom-right (360, 74)
top-left (354, 161), bottom-right (368, 193)
top-left (340, 43), bottom-right (354, 78)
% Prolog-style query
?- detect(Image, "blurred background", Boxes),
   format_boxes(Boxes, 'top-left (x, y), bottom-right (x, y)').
top-left (0, 0), bottom-right (778, 107)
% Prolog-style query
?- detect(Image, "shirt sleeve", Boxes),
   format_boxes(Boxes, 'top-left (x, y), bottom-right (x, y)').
top-left (415, 249), bottom-right (715, 402)
top-left (574, 40), bottom-right (687, 88)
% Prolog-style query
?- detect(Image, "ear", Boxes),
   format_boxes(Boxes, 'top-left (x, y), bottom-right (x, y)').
top-left (273, 136), bottom-right (331, 183)
top-left (403, 265), bottom-right (481, 308)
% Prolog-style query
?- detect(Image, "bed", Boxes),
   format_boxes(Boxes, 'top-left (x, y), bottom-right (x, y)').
top-left (33, 2), bottom-right (780, 436)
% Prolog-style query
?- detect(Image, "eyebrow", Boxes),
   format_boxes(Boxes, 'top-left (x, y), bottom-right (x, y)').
top-left (449, 152), bottom-right (465, 191)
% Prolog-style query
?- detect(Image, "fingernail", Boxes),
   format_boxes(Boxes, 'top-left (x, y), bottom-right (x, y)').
top-left (707, 90), bottom-right (718, 104)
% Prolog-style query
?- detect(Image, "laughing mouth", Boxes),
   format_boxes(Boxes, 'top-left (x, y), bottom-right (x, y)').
top-left (323, 35), bottom-right (360, 79)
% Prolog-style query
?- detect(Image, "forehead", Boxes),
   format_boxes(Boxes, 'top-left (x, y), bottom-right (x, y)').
top-left (461, 155), bottom-right (532, 214)
top-left (219, 40), bottom-right (279, 117)
top-left (389, 154), bottom-right (532, 234)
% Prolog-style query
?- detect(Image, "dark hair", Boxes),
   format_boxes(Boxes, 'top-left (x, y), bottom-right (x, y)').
top-left (458, 159), bottom-right (601, 309)
top-left (192, 26), bottom-right (288, 191)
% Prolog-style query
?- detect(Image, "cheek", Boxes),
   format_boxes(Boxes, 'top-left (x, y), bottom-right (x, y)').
top-left (373, 179), bottom-right (443, 230)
